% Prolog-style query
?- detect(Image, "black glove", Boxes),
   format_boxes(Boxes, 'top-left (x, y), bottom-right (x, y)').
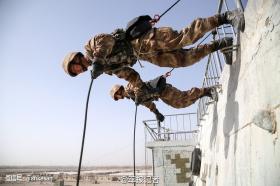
top-left (154, 110), bottom-right (165, 122)
top-left (134, 96), bottom-right (142, 106)
top-left (91, 62), bottom-right (104, 79)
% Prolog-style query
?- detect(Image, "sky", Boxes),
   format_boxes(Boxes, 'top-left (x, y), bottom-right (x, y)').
top-left (0, 0), bottom-right (230, 166)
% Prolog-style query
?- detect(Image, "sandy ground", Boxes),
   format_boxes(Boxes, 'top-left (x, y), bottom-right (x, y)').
top-left (0, 181), bottom-right (153, 186)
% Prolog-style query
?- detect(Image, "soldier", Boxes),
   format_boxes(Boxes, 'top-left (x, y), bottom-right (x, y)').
top-left (109, 75), bottom-right (218, 122)
top-left (62, 9), bottom-right (244, 102)
top-left (62, 9), bottom-right (244, 82)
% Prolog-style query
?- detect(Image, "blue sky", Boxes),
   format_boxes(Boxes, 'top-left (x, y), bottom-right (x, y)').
top-left (0, 0), bottom-right (226, 166)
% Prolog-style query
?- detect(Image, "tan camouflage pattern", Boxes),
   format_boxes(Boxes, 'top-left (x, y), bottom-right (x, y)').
top-left (85, 34), bottom-right (136, 67)
top-left (110, 84), bottom-right (122, 99)
top-left (131, 14), bottom-right (221, 67)
top-left (122, 82), bottom-right (206, 112)
top-left (141, 101), bottom-right (157, 113)
top-left (85, 34), bottom-right (115, 61)
top-left (84, 14), bottom-right (221, 97)
top-left (112, 67), bottom-right (144, 93)
top-left (85, 14), bottom-right (221, 68)
top-left (160, 84), bottom-right (206, 108)
top-left (62, 52), bottom-right (82, 76)
top-left (123, 84), bottom-right (157, 113)
top-left (85, 34), bottom-right (144, 91)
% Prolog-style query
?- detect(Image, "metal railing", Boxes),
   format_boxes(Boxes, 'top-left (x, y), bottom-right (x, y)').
top-left (197, 0), bottom-right (245, 126)
top-left (143, 113), bottom-right (198, 142)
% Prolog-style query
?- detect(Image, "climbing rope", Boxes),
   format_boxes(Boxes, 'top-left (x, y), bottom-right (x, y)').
top-left (136, 0), bottom-right (183, 68)
top-left (164, 67), bottom-right (175, 78)
top-left (133, 104), bottom-right (138, 186)
top-left (150, 0), bottom-right (182, 25)
top-left (76, 74), bottom-right (94, 186)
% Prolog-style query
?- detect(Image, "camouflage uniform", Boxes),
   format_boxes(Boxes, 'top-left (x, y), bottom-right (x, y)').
top-left (123, 83), bottom-right (158, 113)
top-left (131, 14), bottom-right (223, 67)
top-left (84, 14), bottom-right (223, 88)
top-left (160, 84), bottom-right (206, 108)
top-left (85, 14), bottom-right (222, 66)
top-left (123, 82), bottom-right (207, 112)
top-left (85, 34), bottom-right (144, 89)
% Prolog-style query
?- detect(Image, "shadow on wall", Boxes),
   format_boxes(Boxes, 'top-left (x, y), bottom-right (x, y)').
top-left (223, 32), bottom-right (242, 159)
top-left (210, 102), bottom-right (218, 150)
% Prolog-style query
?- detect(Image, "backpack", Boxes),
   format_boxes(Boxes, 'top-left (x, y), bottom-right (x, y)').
top-left (125, 15), bottom-right (153, 40)
top-left (131, 76), bottom-right (166, 105)
top-left (146, 76), bottom-right (167, 93)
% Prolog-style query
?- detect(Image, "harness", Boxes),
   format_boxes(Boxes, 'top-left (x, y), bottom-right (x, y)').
top-left (144, 76), bottom-right (167, 101)
top-left (128, 76), bottom-right (167, 104)
top-left (108, 29), bottom-right (137, 67)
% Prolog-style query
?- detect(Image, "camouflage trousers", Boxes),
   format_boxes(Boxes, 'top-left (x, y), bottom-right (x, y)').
top-left (160, 84), bottom-right (206, 108)
top-left (131, 14), bottom-right (222, 67)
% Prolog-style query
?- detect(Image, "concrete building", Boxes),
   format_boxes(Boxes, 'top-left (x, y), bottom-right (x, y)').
top-left (144, 0), bottom-right (280, 185)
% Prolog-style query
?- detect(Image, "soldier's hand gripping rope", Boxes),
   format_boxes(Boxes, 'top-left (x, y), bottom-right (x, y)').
top-left (154, 109), bottom-right (165, 122)
top-left (91, 61), bottom-right (127, 79)
top-left (91, 62), bottom-right (104, 79)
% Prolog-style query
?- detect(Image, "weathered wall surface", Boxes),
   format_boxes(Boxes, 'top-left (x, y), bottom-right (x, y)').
top-left (197, 0), bottom-right (280, 186)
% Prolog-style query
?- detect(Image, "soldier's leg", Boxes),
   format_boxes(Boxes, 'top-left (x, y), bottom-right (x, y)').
top-left (176, 14), bottom-right (223, 48)
top-left (148, 37), bottom-right (233, 67)
top-left (174, 10), bottom-right (244, 48)
top-left (133, 10), bottom-right (243, 52)
top-left (160, 85), bottom-right (207, 109)
top-left (160, 85), bottom-right (219, 108)
top-left (177, 9), bottom-right (244, 48)
top-left (136, 14), bottom-right (224, 52)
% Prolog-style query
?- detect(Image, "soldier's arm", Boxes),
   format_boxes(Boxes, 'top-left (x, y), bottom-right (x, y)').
top-left (84, 34), bottom-right (115, 65)
top-left (113, 67), bottom-right (145, 89)
top-left (141, 101), bottom-right (165, 122)
top-left (141, 101), bottom-right (157, 113)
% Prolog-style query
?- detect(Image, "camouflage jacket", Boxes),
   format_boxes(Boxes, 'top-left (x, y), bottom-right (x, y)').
top-left (85, 31), bottom-right (136, 66)
top-left (85, 32), bottom-right (145, 89)
top-left (123, 82), bottom-right (162, 113)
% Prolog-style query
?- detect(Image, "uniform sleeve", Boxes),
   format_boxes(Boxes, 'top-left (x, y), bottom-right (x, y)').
top-left (141, 101), bottom-right (157, 113)
top-left (113, 67), bottom-right (145, 89)
top-left (84, 34), bottom-right (115, 65)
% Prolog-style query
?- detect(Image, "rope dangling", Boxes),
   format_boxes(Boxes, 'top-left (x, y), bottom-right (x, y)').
top-left (150, 0), bottom-right (182, 25)
top-left (133, 104), bottom-right (138, 186)
top-left (163, 68), bottom-right (175, 78)
top-left (76, 73), bottom-right (95, 186)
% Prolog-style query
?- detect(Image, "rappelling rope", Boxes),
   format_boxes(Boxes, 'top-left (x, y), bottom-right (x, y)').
top-left (76, 74), bottom-right (94, 186)
top-left (150, 0), bottom-right (182, 25)
top-left (136, 0), bottom-right (183, 68)
top-left (133, 104), bottom-right (138, 186)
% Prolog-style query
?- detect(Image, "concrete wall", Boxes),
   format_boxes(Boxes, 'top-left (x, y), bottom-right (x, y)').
top-left (196, 0), bottom-right (280, 186)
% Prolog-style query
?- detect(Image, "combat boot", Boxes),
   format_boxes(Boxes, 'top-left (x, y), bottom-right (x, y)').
top-left (212, 37), bottom-right (233, 65)
top-left (221, 9), bottom-right (245, 32)
top-left (221, 47), bottom-right (233, 65)
top-left (203, 86), bottom-right (218, 102)
top-left (212, 37), bottom-right (233, 51)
